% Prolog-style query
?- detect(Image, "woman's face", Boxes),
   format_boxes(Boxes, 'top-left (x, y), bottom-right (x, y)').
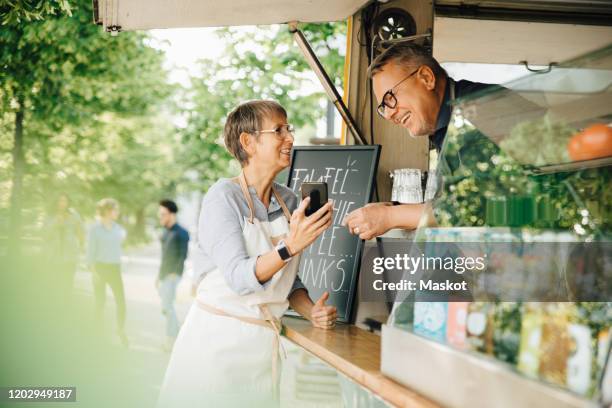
top-left (251, 114), bottom-right (294, 172)
top-left (57, 195), bottom-right (69, 212)
top-left (103, 207), bottom-right (119, 221)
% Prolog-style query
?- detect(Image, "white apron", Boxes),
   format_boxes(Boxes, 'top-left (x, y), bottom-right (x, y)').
top-left (157, 173), bottom-right (300, 408)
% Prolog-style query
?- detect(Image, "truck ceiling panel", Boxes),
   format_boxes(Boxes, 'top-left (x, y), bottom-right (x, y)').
top-left (434, 0), bottom-right (612, 25)
top-left (435, 0), bottom-right (612, 14)
top-left (95, 0), bottom-right (369, 30)
top-left (433, 16), bottom-right (612, 65)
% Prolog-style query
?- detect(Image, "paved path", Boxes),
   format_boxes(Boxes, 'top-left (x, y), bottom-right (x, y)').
top-left (71, 242), bottom-right (195, 407)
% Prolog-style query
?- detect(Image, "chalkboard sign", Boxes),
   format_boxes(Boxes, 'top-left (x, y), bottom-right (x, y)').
top-left (286, 145), bottom-right (381, 323)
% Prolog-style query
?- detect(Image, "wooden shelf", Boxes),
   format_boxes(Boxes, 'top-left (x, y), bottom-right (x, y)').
top-left (282, 316), bottom-right (439, 408)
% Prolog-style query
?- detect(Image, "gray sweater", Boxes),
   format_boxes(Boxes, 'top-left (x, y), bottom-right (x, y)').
top-left (193, 178), bottom-right (306, 296)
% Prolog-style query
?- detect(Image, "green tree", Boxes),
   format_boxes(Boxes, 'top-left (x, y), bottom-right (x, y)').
top-left (0, 0), bottom-right (172, 246)
top-left (0, 0), bottom-right (71, 25)
top-left (87, 114), bottom-right (180, 243)
top-left (177, 22), bottom-right (347, 190)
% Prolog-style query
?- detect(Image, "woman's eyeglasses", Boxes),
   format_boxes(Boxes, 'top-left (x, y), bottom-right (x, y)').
top-left (376, 68), bottom-right (419, 118)
top-left (252, 124), bottom-right (295, 139)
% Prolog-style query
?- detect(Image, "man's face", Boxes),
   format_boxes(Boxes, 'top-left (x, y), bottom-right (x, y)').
top-left (158, 206), bottom-right (172, 228)
top-left (372, 62), bottom-right (441, 137)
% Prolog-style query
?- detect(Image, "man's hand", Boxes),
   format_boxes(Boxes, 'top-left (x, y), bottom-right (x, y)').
top-left (342, 202), bottom-right (393, 240)
top-left (310, 292), bottom-right (337, 330)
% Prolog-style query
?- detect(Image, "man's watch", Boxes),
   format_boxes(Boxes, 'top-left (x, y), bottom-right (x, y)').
top-left (276, 240), bottom-right (293, 262)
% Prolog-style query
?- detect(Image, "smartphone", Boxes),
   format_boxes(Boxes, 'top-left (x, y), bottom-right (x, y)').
top-left (301, 182), bottom-right (328, 217)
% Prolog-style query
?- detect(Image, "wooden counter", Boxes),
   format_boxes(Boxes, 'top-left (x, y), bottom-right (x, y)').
top-left (282, 316), bottom-right (439, 408)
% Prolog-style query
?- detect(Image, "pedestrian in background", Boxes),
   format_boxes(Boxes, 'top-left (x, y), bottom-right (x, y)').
top-left (157, 199), bottom-right (189, 352)
top-left (44, 193), bottom-right (83, 299)
top-left (87, 198), bottom-right (128, 346)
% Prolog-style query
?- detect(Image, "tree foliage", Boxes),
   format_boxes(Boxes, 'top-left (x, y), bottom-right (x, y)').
top-left (176, 22), bottom-right (347, 191)
top-left (1, 0), bottom-right (347, 244)
top-left (0, 0), bottom-right (71, 25)
top-left (435, 124), bottom-right (610, 233)
top-left (0, 0), bottom-right (173, 243)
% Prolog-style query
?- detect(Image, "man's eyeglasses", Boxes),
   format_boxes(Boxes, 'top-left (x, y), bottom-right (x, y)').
top-left (252, 124), bottom-right (295, 139)
top-left (376, 68), bottom-right (419, 118)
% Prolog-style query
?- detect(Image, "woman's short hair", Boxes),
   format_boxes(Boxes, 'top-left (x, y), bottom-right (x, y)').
top-left (96, 198), bottom-right (119, 216)
top-left (368, 42), bottom-right (446, 79)
top-left (224, 100), bottom-right (287, 166)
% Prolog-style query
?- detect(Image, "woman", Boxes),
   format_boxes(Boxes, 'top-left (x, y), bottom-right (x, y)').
top-left (157, 100), bottom-right (337, 407)
top-left (44, 193), bottom-right (83, 297)
top-left (86, 198), bottom-right (128, 346)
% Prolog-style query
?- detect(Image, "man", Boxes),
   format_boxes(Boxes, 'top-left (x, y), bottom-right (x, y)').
top-left (343, 42), bottom-right (497, 239)
top-left (157, 199), bottom-right (190, 351)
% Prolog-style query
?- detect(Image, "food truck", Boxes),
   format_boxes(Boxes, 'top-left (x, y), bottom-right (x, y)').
top-left (94, 1), bottom-right (612, 406)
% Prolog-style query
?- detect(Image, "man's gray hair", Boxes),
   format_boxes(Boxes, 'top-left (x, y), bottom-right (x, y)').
top-left (223, 100), bottom-right (287, 166)
top-left (368, 42), bottom-right (446, 79)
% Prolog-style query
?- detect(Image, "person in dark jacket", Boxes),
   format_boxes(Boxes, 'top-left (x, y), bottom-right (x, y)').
top-left (157, 199), bottom-right (189, 351)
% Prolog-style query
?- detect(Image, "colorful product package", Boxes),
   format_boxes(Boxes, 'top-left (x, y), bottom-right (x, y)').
top-left (492, 302), bottom-right (521, 365)
top-left (517, 304), bottom-right (543, 378)
top-left (567, 323), bottom-right (592, 395)
top-left (466, 302), bottom-right (493, 354)
top-left (602, 345), bottom-right (612, 405)
top-left (598, 328), bottom-right (610, 372)
top-left (538, 304), bottom-right (571, 387)
top-left (413, 302), bottom-right (448, 343)
top-left (446, 302), bottom-right (469, 349)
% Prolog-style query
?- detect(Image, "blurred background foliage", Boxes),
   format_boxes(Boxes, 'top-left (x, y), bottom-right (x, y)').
top-left (0, 0), bottom-right (347, 247)
top-left (177, 23), bottom-right (346, 193)
top-left (434, 124), bottom-right (611, 235)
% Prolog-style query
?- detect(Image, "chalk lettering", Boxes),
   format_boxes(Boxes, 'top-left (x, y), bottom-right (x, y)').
top-left (291, 169), bottom-right (306, 190)
top-left (327, 226), bottom-right (341, 256)
top-left (331, 258), bottom-right (346, 292)
top-left (323, 167), bottom-right (335, 184)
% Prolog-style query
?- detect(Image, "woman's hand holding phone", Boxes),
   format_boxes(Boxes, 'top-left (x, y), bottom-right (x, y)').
top-left (285, 197), bottom-right (333, 255)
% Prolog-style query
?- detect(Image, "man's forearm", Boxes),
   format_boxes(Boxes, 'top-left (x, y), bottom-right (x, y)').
top-left (387, 203), bottom-right (425, 230)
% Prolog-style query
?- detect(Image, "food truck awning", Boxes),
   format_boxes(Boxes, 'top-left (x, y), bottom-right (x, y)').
top-left (93, 0), bottom-right (370, 30)
top-left (95, 0), bottom-right (612, 64)
top-left (94, 0), bottom-right (612, 32)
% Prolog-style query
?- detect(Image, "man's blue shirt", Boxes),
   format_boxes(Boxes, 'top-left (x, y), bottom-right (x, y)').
top-left (431, 78), bottom-right (500, 151)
